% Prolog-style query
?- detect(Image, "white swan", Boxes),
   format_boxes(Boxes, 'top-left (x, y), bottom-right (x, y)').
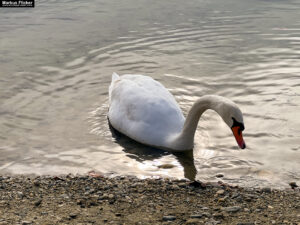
top-left (108, 73), bottom-right (246, 151)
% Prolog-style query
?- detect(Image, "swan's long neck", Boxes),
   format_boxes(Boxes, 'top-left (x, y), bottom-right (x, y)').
top-left (168, 95), bottom-right (225, 151)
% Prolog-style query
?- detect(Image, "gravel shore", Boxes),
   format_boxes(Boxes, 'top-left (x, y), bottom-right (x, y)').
top-left (0, 175), bottom-right (299, 225)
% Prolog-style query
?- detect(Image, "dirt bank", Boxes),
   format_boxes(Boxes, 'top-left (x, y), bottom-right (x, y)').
top-left (0, 175), bottom-right (299, 224)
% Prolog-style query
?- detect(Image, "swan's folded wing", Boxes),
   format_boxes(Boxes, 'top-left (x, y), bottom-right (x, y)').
top-left (108, 75), bottom-right (185, 147)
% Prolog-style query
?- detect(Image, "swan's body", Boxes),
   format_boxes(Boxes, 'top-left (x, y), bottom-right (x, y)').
top-left (108, 73), bottom-right (246, 151)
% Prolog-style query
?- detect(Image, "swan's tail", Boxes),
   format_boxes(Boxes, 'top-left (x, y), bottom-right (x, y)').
top-left (112, 72), bottom-right (120, 82)
top-left (109, 72), bottom-right (120, 105)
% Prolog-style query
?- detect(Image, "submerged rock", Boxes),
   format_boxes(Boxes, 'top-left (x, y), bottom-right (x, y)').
top-left (261, 187), bottom-right (271, 193)
top-left (289, 182), bottom-right (298, 189)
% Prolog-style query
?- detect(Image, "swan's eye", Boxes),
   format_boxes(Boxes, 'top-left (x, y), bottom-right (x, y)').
top-left (239, 124), bottom-right (245, 131)
top-left (231, 117), bottom-right (245, 134)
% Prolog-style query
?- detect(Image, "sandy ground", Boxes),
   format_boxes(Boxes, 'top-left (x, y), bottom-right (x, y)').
top-left (0, 175), bottom-right (299, 225)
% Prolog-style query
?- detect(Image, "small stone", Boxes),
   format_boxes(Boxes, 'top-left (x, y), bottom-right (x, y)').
top-left (268, 205), bottom-right (274, 209)
top-left (289, 182), bottom-right (298, 189)
top-left (218, 197), bottom-right (227, 202)
top-left (108, 194), bottom-right (114, 199)
top-left (231, 192), bottom-right (240, 199)
top-left (33, 180), bottom-right (40, 187)
top-left (158, 164), bottom-right (175, 169)
top-left (22, 221), bottom-right (32, 225)
top-left (170, 184), bottom-right (179, 190)
top-left (205, 218), bottom-right (220, 225)
top-left (69, 213), bottom-right (77, 219)
top-left (189, 181), bottom-right (206, 188)
top-left (236, 223), bottom-right (255, 225)
top-left (202, 212), bottom-right (211, 217)
top-left (216, 190), bottom-right (225, 195)
top-left (34, 199), bottom-right (42, 207)
top-left (178, 183), bottom-right (186, 188)
top-left (163, 215), bottom-right (176, 221)
top-left (125, 196), bottom-right (131, 202)
top-left (213, 213), bottom-right (224, 219)
top-left (60, 194), bottom-right (69, 199)
top-left (17, 191), bottom-right (24, 198)
top-left (261, 187), bottom-right (271, 193)
top-left (222, 206), bottom-right (241, 213)
top-left (186, 219), bottom-right (200, 224)
top-left (190, 214), bottom-right (203, 218)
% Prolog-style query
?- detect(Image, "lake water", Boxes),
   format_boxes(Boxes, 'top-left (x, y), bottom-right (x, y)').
top-left (1, 0), bottom-right (300, 188)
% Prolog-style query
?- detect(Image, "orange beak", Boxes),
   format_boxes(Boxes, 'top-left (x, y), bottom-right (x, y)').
top-left (231, 127), bottom-right (246, 149)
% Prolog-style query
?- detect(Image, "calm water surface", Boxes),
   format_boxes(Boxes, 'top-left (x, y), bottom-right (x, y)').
top-left (1, 0), bottom-right (300, 188)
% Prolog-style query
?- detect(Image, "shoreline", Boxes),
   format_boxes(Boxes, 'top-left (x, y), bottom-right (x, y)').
top-left (0, 175), bottom-right (299, 225)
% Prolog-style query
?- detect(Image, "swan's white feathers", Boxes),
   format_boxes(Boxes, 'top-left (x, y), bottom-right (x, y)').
top-left (109, 74), bottom-right (185, 147)
top-left (108, 73), bottom-right (245, 150)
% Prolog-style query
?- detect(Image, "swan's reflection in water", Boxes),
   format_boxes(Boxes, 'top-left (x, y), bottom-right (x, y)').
top-left (173, 151), bottom-right (197, 181)
top-left (109, 123), bottom-right (197, 180)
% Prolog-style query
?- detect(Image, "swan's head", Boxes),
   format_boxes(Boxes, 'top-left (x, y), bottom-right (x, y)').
top-left (214, 97), bottom-right (246, 149)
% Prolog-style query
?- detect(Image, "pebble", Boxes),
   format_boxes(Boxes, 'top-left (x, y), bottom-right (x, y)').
top-left (231, 192), bottom-right (240, 199)
top-left (216, 189), bottom-right (225, 195)
top-left (17, 191), bottom-right (24, 198)
top-left (60, 194), bottom-right (69, 199)
top-left (202, 212), bottom-right (211, 217)
top-left (157, 164), bottom-right (175, 169)
top-left (21, 221), bottom-right (32, 225)
top-left (236, 223), bottom-right (255, 225)
top-left (33, 180), bottom-right (40, 187)
top-left (213, 213), bottom-right (224, 219)
top-left (218, 197), bottom-right (227, 202)
top-left (170, 184), bottom-right (179, 190)
top-left (69, 213), bottom-right (77, 219)
top-left (205, 218), bottom-right (220, 225)
top-left (108, 194), bottom-right (114, 199)
top-left (289, 182), bottom-right (298, 189)
top-left (190, 214), bottom-right (203, 218)
top-left (222, 206), bottom-right (241, 213)
top-left (34, 199), bottom-right (42, 207)
top-left (178, 183), bottom-right (187, 188)
top-left (186, 218), bottom-right (200, 224)
top-left (162, 215), bottom-right (176, 221)
top-left (261, 187), bottom-right (271, 193)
